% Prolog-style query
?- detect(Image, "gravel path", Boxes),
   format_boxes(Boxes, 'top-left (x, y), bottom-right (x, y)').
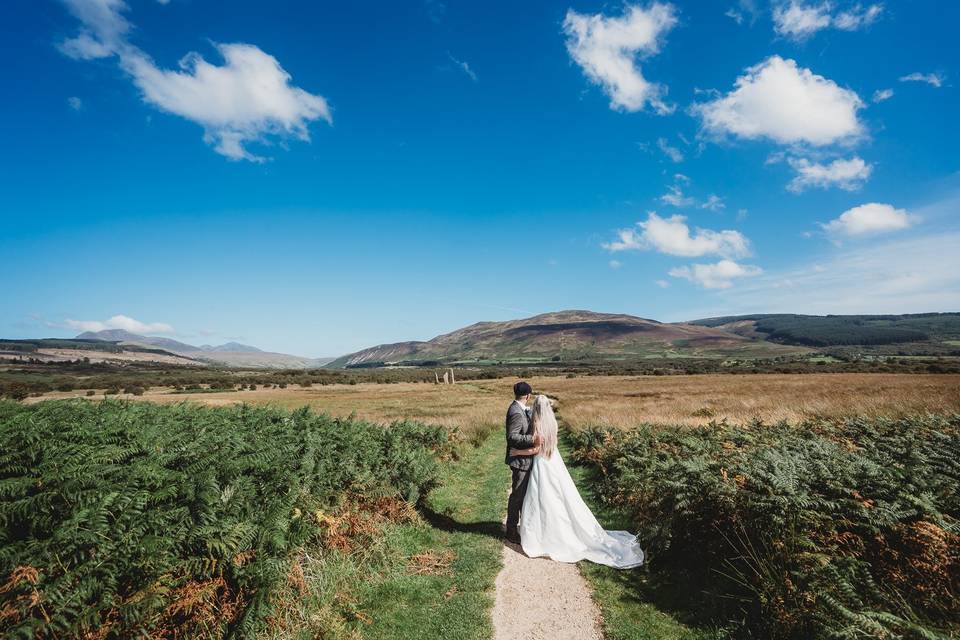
top-left (492, 523), bottom-right (603, 639)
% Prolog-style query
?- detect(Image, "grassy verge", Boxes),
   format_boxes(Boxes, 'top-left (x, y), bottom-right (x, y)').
top-left (563, 440), bottom-right (726, 640)
top-left (355, 433), bottom-right (506, 639)
top-left (277, 432), bottom-right (507, 639)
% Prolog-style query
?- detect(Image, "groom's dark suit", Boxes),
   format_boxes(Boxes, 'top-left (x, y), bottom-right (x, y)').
top-left (505, 400), bottom-right (535, 537)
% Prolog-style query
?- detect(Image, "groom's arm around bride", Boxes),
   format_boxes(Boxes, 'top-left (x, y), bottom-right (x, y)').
top-left (504, 381), bottom-right (540, 543)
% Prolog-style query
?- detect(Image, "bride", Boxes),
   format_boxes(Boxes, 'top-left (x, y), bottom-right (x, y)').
top-left (510, 395), bottom-right (645, 569)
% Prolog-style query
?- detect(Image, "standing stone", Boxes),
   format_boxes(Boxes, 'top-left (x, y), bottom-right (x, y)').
top-left (449, 368), bottom-right (456, 384)
top-left (443, 371), bottom-right (449, 384)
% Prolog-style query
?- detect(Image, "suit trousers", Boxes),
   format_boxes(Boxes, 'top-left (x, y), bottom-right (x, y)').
top-left (505, 466), bottom-right (531, 534)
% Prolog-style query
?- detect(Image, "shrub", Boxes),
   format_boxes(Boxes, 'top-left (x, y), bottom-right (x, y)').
top-left (568, 415), bottom-right (960, 639)
top-left (0, 400), bottom-right (451, 638)
top-left (1, 384), bottom-right (30, 401)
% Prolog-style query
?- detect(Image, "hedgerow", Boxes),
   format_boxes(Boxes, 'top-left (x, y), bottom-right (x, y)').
top-left (568, 415), bottom-right (960, 639)
top-left (0, 399), bottom-right (450, 638)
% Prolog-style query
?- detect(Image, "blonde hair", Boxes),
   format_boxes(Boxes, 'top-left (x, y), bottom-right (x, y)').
top-left (532, 395), bottom-right (558, 459)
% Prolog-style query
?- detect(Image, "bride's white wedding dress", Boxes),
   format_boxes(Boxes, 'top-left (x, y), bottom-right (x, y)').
top-left (518, 449), bottom-right (645, 569)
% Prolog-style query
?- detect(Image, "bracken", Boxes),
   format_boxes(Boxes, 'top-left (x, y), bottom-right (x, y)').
top-left (0, 399), bottom-right (451, 638)
top-left (568, 414), bottom-right (960, 639)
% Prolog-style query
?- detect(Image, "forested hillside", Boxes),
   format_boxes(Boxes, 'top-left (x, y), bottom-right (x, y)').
top-left (691, 312), bottom-right (960, 347)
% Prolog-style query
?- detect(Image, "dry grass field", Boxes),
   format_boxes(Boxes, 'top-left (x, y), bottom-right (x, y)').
top-left (530, 373), bottom-right (960, 427)
top-left (33, 373), bottom-right (960, 436)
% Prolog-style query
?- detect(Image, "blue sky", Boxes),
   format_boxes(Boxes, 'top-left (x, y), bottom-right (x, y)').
top-left (2, 0), bottom-right (958, 356)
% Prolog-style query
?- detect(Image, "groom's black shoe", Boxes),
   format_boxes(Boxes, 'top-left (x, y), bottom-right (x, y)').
top-left (505, 529), bottom-right (521, 545)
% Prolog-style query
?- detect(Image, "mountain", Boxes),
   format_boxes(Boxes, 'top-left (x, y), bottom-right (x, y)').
top-left (75, 330), bottom-right (325, 369)
top-left (327, 310), bottom-right (803, 368)
top-left (76, 329), bottom-right (202, 353)
top-left (0, 337), bottom-right (203, 367)
top-left (689, 312), bottom-right (960, 348)
top-left (199, 342), bottom-right (263, 353)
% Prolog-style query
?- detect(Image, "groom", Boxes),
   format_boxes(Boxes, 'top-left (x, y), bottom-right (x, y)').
top-left (504, 381), bottom-right (540, 544)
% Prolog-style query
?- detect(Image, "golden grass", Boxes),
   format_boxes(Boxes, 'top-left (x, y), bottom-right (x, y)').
top-left (38, 373), bottom-right (960, 435)
top-left (525, 373), bottom-right (960, 428)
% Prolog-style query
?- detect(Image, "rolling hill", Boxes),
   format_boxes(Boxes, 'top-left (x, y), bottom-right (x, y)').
top-left (326, 310), bottom-right (805, 368)
top-left (74, 330), bottom-right (330, 369)
top-left (328, 310), bottom-right (960, 368)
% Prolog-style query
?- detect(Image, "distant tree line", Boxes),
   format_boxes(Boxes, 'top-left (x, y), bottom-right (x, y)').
top-left (3, 353), bottom-right (960, 400)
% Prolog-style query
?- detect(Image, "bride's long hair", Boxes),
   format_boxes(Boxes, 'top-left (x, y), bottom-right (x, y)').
top-left (532, 395), bottom-right (558, 459)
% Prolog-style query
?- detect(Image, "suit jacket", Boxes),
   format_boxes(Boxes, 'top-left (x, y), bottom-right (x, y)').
top-left (505, 401), bottom-right (535, 470)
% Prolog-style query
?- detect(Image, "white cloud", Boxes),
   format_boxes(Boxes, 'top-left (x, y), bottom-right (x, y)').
top-left (693, 56), bottom-right (864, 146)
top-left (447, 53), bottom-right (478, 82)
top-left (60, 32), bottom-right (116, 59)
top-left (604, 212), bottom-right (751, 258)
top-left (673, 172), bottom-right (690, 184)
top-left (833, 4), bottom-right (883, 29)
top-left (65, 314), bottom-right (174, 334)
top-left (67, 96), bottom-right (83, 110)
top-left (58, 0), bottom-right (130, 59)
top-left (701, 194), bottom-right (726, 211)
top-left (772, 1), bottom-right (882, 40)
top-left (773, 1), bottom-right (831, 39)
top-left (655, 279), bottom-right (671, 288)
top-left (563, 3), bottom-right (678, 113)
top-left (821, 202), bottom-right (913, 237)
top-left (899, 72), bottom-right (945, 88)
top-left (872, 88), bottom-right (893, 102)
top-left (660, 184), bottom-right (695, 207)
top-left (787, 156), bottom-right (872, 192)
top-left (669, 259), bottom-right (763, 289)
top-left (693, 55), bottom-right (864, 146)
top-left (58, 0), bottom-right (332, 161)
top-left (122, 46), bottom-right (331, 161)
top-left (657, 137), bottom-right (684, 162)
top-left (609, 259), bottom-right (623, 269)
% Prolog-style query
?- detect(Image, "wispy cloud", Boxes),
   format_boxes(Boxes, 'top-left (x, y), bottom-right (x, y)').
top-left (67, 96), bottom-right (83, 110)
top-left (787, 156), bottom-right (872, 192)
top-left (872, 88), bottom-right (894, 103)
top-left (424, 0), bottom-right (446, 24)
top-left (657, 137), bottom-right (684, 162)
top-left (669, 259), bottom-right (763, 289)
top-left (899, 72), bottom-right (946, 88)
top-left (772, 1), bottom-right (883, 41)
top-left (447, 53), bottom-right (478, 82)
top-left (698, 231), bottom-right (960, 314)
top-left (701, 194), bottom-right (726, 211)
top-left (660, 184), bottom-right (695, 207)
top-left (63, 314), bottom-right (174, 334)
